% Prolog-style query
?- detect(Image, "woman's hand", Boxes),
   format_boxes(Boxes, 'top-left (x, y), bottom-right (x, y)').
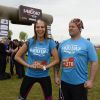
top-left (29, 61), bottom-right (44, 70)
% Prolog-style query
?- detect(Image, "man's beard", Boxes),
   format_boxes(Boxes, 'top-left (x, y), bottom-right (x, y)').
top-left (69, 32), bottom-right (77, 38)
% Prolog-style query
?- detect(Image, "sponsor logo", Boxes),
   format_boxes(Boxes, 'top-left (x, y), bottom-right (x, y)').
top-left (62, 44), bottom-right (81, 54)
top-left (30, 47), bottom-right (48, 57)
top-left (62, 57), bottom-right (74, 68)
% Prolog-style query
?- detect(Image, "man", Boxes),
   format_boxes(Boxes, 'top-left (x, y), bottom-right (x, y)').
top-left (0, 40), bottom-right (6, 78)
top-left (54, 18), bottom-right (98, 100)
top-left (0, 39), bottom-right (11, 80)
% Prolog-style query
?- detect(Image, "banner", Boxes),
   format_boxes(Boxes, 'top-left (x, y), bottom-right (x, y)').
top-left (0, 18), bottom-right (9, 38)
top-left (19, 5), bottom-right (42, 23)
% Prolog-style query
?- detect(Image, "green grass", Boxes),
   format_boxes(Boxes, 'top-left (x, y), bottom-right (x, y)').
top-left (0, 50), bottom-right (100, 100)
top-left (88, 50), bottom-right (100, 100)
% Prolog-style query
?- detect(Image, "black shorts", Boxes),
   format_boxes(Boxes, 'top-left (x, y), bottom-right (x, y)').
top-left (61, 81), bottom-right (87, 100)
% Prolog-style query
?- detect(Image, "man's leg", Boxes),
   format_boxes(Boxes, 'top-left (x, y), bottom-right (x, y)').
top-left (70, 83), bottom-right (87, 100)
top-left (61, 81), bottom-right (71, 100)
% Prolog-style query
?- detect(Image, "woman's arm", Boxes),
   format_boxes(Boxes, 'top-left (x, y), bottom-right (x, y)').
top-left (46, 48), bottom-right (59, 69)
top-left (14, 43), bottom-right (30, 68)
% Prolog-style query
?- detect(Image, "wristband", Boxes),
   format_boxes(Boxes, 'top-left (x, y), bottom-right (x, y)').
top-left (43, 66), bottom-right (46, 71)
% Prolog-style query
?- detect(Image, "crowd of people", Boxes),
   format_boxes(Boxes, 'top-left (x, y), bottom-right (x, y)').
top-left (0, 18), bottom-right (98, 100)
top-left (0, 38), bottom-right (25, 80)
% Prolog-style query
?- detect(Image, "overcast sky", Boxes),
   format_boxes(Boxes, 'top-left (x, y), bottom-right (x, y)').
top-left (0, 0), bottom-right (100, 45)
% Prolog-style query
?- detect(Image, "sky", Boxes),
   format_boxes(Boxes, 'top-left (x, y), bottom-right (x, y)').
top-left (0, 0), bottom-right (100, 45)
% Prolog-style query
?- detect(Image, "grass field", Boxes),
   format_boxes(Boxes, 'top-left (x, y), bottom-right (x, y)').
top-left (0, 50), bottom-right (100, 100)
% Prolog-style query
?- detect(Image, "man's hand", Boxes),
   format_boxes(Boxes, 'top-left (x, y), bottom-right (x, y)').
top-left (84, 80), bottom-right (93, 89)
top-left (54, 76), bottom-right (60, 86)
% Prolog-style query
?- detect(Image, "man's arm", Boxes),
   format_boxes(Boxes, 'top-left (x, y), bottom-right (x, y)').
top-left (54, 63), bottom-right (61, 85)
top-left (84, 61), bottom-right (98, 89)
top-left (90, 61), bottom-right (98, 82)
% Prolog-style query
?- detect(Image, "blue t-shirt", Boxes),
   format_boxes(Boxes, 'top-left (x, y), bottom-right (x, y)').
top-left (58, 37), bottom-right (98, 85)
top-left (25, 38), bottom-right (56, 78)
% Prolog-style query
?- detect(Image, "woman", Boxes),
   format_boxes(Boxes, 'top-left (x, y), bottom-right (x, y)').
top-left (15, 18), bottom-right (59, 100)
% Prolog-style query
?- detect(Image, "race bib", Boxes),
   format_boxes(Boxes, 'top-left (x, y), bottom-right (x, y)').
top-left (62, 57), bottom-right (74, 68)
top-left (34, 61), bottom-right (47, 65)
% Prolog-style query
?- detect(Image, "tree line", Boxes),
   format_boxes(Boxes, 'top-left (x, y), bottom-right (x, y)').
top-left (8, 30), bottom-right (28, 41)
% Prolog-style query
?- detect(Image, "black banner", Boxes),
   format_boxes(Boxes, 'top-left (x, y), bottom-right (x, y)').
top-left (19, 5), bottom-right (42, 23)
top-left (0, 18), bottom-right (9, 37)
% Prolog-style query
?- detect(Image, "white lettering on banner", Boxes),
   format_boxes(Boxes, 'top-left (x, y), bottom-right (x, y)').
top-left (23, 9), bottom-right (40, 16)
top-left (62, 44), bottom-right (81, 54)
top-left (30, 47), bottom-right (48, 57)
top-left (29, 18), bottom-right (36, 21)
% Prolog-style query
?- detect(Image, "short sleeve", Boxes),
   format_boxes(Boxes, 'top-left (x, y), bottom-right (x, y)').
top-left (49, 39), bottom-right (57, 53)
top-left (87, 42), bottom-right (98, 61)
